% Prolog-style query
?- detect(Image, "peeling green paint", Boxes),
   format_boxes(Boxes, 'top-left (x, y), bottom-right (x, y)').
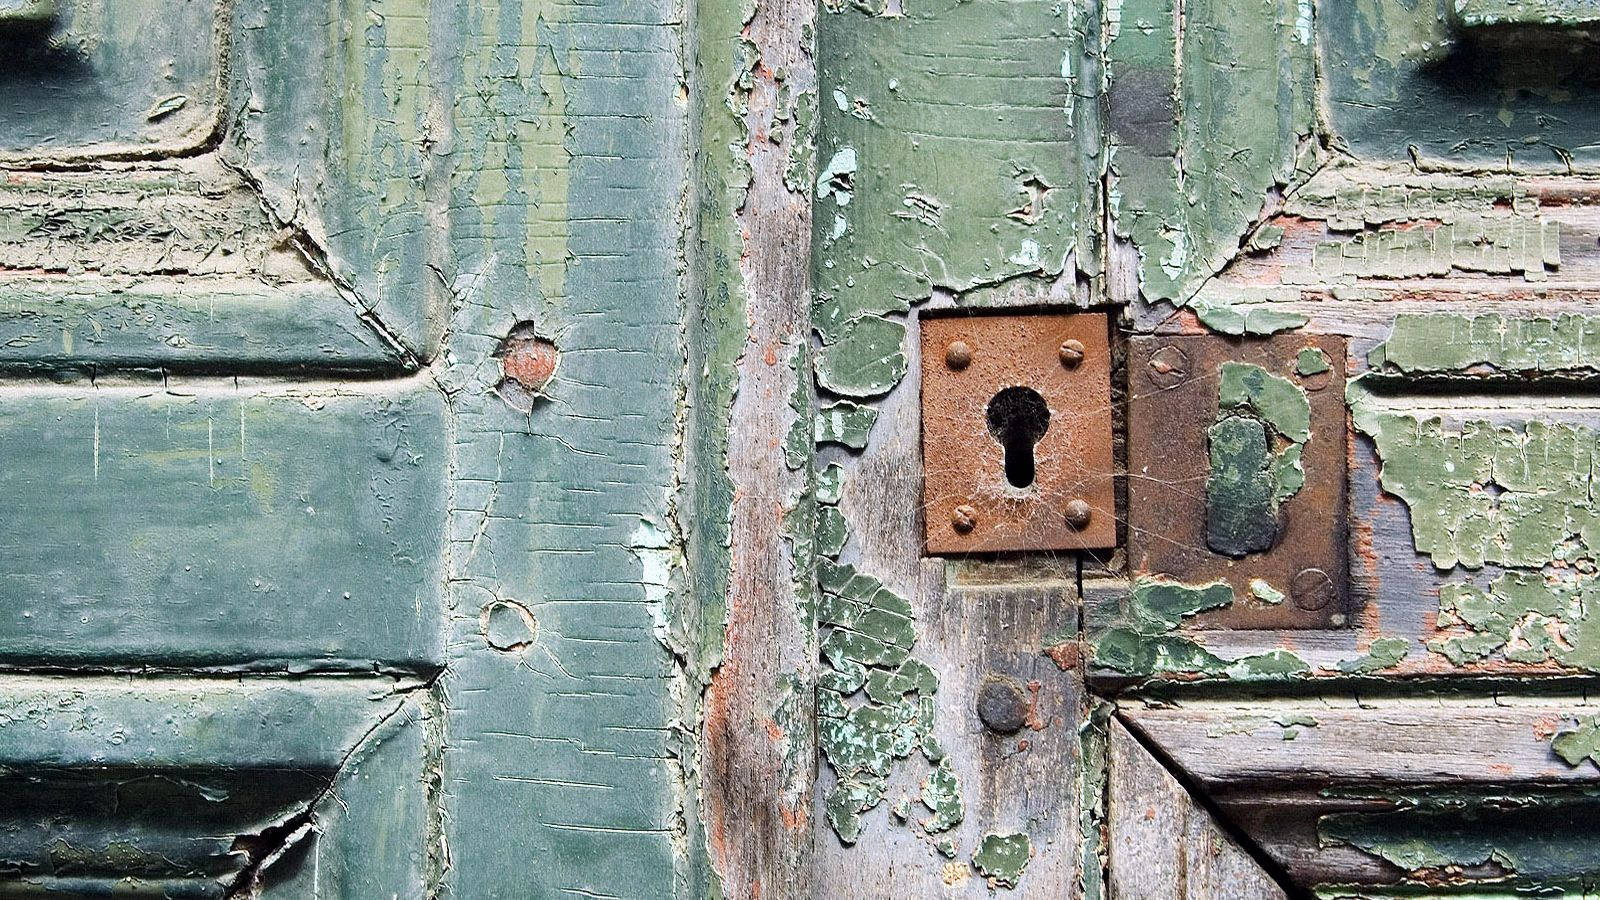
top-left (1426, 571), bottom-right (1600, 671)
top-left (1371, 314), bottom-right (1600, 379)
top-left (814, 315), bottom-right (908, 398)
top-left (1192, 301), bottom-right (1310, 337)
top-left (919, 759), bottom-right (964, 834)
top-left (1131, 579), bottom-right (1236, 630)
top-left (1322, 0), bottom-right (1600, 169)
top-left (1219, 362), bottom-right (1311, 444)
top-left (1207, 363), bottom-right (1311, 557)
top-left (1078, 701), bottom-right (1110, 900)
top-left (1296, 347), bottom-right (1331, 377)
top-left (1318, 798), bottom-right (1600, 886)
top-left (1107, 0), bottom-right (1316, 310)
top-left (1311, 219), bottom-right (1559, 283)
top-left (1093, 579), bottom-right (1325, 679)
top-left (1337, 636), bottom-right (1411, 675)
top-left (817, 505), bottom-right (848, 557)
top-left (1352, 393), bottom-right (1600, 572)
top-left (815, 400), bottom-right (878, 449)
top-left (813, 0), bottom-right (1101, 377)
top-left (1250, 579), bottom-right (1286, 605)
top-left (1552, 716), bottom-right (1600, 770)
top-left (816, 559), bottom-right (958, 844)
top-left (971, 831), bottom-right (1032, 889)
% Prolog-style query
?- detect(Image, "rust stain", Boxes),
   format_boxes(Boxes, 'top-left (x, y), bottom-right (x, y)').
top-left (1043, 641), bottom-right (1081, 671)
top-left (1024, 680), bottom-right (1044, 731)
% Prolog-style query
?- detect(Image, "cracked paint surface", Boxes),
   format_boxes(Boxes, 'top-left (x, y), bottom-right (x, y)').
top-left (816, 558), bottom-right (960, 844)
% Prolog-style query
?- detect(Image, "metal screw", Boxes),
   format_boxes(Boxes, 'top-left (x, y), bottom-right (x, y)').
top-left (1147, 345), bottom-right (1190, 388)
top-left (975, 676), bottom-right (1028, 735)
top-left (1290, 567), bottom-right (1337, 611)
top-left (1063, 498), bottom-right (1092, 530)
top-left (951, 504), bottom-right (977, 534)
top-left (945, 340), bottom-right (973, 370)
top-left (1058, 338), bottom-right (1085, 368)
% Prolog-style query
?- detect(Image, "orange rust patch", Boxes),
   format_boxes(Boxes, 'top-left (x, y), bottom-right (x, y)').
top-left (500, 334), bottom-right (558, 392)
top-left (1044, 642), bottom-right (1080, 671)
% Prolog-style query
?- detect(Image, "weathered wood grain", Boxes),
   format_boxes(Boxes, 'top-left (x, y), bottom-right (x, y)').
top-left (1108, 718), bottom-right (1286, 900)
top-left (694, 0), bottom-right (821, 890)
top-left (811, 559), bottom-right (1087, 897)
top-left (1123, 694), bottom-right (1600, 889)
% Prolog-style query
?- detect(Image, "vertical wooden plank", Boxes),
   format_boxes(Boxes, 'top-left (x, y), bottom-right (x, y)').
top-left (694, 0), bottom-right (821, 891)
top-left (1108, 718), bottom-right (1286, 900)
top-left (811, 559), bottom-right (1086, 896)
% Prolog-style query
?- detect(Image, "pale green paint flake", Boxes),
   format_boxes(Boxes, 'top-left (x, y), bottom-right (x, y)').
top-left (1219, 362), bottom-right (1311, 444)
top-left (1130, 579), bottom-right (1235, 630)
top-left (1296, 347), bottom-right (1331, 377)
top-left (1250, 579), bottom-right (1285, 605)
top-left (816, 559), bottom-right (959, 844)
top-left (1337, 636), bottom-right (1411, 674)
top-left (1093, 578), bottom-right (1319, 680)
top-left (1372, 314), bottom-right (1600, 378)
top-left (971, 831), bottom-right (1032, 889)
top-left (817, 505), bottom-right (848, 557)
top-left (1192, 301), bottom-right (1310, 337)
top-left (813, 315), bottom-right (908, 398)
top-left (815, 400), bottom-right (879, 449)
top-left (1552, 716), bottom-right (1600, 769)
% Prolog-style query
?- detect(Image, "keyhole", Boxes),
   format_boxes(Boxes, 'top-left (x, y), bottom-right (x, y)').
top-left (985, 386), bottom-right (1050, 489)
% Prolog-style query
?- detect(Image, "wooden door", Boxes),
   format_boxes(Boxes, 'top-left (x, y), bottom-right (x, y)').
top-left (10, 0), bottom-right (1600, 897)
top-left (0, 1), bottom-right (694, 898)
top-left (703, 0), bottom-right (1600, 897)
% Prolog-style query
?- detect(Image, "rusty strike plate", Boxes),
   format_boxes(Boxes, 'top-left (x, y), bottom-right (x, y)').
top-left (1127, 334), bottom-right (1348, 629)
top-left (921, 312), bottom-right (1115, 554)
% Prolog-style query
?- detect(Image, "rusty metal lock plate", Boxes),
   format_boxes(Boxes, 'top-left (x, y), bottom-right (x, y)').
top-left (921, 312), bottom-right (1115, 554)
top-left (1127, 334), bottom-right (1348, 629)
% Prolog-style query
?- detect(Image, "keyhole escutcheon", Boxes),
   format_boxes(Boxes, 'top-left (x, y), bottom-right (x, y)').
top-left (986, 386), bottom-right (1050, 489)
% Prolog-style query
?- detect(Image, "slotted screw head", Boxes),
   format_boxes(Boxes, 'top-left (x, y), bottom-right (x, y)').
top-left (1063, 498), bottom-right (1092, 530)
top-left (951, 504), bottom-right (978, 534)
top-left (945, 340), bottom-right (973, 370)
top-left (1059, 338), bottom-right (1085, 368)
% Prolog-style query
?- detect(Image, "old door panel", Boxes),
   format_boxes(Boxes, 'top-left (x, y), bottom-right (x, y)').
top-left (0, 383), bottom-right (446, 669)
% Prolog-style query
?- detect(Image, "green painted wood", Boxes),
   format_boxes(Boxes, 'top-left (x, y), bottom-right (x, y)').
top-left (0, 282), bottom-right (403, 374)
top-left (228, 0), bottom-right (443, 358)
top-left (0, 676), bottom-right (418, 896)
top-left (0, 383), bottom-right (446, 669)
top-left (427, 0), bottom-right (699, 896)
top-left (0, 0), bottom-right (221, 159)
top-left (1323, 0), bottom-right (1600, 170)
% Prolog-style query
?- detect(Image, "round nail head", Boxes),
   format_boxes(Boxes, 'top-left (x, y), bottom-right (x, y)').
top-left (1059, 338), bottom-right (1085, 368)
top-left (945, 341), bottom-right (973, 370)
top-left (976, 677), bottom-right (1028, 735)
top-left (951, 504), bottom-right (977, 534)
top-left (1064, 498), bottom-right (1092, 530)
